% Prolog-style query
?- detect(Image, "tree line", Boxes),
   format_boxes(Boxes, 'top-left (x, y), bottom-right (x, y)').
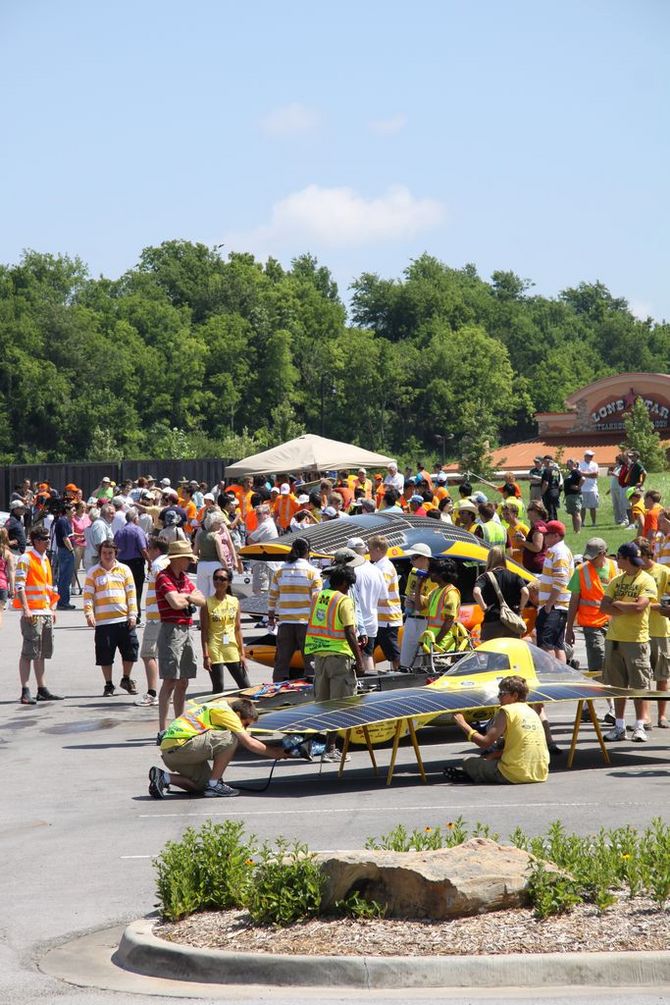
top-left (0, 242), bottom-right (668, 467)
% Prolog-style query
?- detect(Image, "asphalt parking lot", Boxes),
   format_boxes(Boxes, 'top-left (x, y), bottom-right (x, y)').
top-left (2, 598), bottom-right (670, 1004)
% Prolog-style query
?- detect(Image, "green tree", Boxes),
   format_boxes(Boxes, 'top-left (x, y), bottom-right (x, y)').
top-left (624, 398), bottom-right (668, 473)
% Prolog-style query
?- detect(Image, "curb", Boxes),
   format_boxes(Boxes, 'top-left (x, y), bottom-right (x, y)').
top-left (116, 918), bottom-right (670, 989)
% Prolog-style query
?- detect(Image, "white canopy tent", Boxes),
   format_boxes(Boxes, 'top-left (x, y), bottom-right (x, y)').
top-left (224, 434), bottom-right (396, 478)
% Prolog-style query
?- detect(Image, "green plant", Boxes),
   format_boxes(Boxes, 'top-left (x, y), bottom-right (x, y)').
top-left (246, 839), bottom-right (324, 927)
top-left (334, 890), bottom-right (386, 919)
top-left (526, 862), bottom-right (583, 920)
top-left (154, 820), bottom-right (256, 921)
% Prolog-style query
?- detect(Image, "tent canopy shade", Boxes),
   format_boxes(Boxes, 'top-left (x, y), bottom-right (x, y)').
top-left (224, 434), bottom-right (396, 478)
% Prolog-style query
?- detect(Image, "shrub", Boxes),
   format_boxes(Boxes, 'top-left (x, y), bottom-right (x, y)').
top-left (246, 838), bottom-right (324, 927)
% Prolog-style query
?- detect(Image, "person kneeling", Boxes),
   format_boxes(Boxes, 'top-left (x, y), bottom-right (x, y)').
top-left (148, 697), bottom-right (288, 799)
top-left (450, 675), bottom-right (549, 784)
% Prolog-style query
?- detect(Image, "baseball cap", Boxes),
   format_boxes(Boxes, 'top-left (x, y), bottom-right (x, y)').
top-left (279, 484), bottom-right (290, 495)
top-left (203, 492), bottom-right (215, 501)
top-left (65, 483), bottom-right (78, 492)
top-left (410, 494), bottom-right (424, 504)
top-left (405, 543), bottom-right (432, 559)
top-left (584, 450), bottom-right (595, 457)
top-left (472, 491), bottom-right (488, 504)
top-left (297, 494), bottom-right (309, 504)
top-left (437, 471), bottom-right (447, 482)
top-left (617, 542), bottom-right (643, 567)
top-left (322, 506), bottom-right (337, 518)
top-left (544, 520), bottom-right (566, 537)
top-left (583, 537), bottom-right (608, 559)
top-left (164, 488), bottom-right (179, 499)
top-left (160, 478), bottom-right (171, 487)
top-left (626, 486), bottom-right (642, 498)
top-left (102, 476), bottom-right (111, 483)
top-left (10, 499), bottom-right (25, 510)
top-left (345, 536), bottom-right (366, 554)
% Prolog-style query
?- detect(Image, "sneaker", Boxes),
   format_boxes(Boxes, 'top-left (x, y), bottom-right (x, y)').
top-left (321, 750), bottom-right (349, 763)
top-left (204, 780), bottom-right (239, 797)
top-left (103, 682), bottom-right (116, 697)
top-left (631, 726), bottom-right (648, 743)
top-left (602, 712), bottom-right (616, 726)
top-left (135, 692), bottom-right (159, 707)
top-left (56, 603), bottom-right (76, 611)
top-left (443, 765), bottom-right (474, 784)
top-left (156, 730), bottom-right (166, 746)
top-left (643, 721), bottom-right (653, 731)
top-left (604, 725), bottom-right (628, 741)
top-left (20, 688), bottom-right (36, 705)
top-left (148, 766), bottom-right (168, 799)
top-left (658, 718), bottom-right (670, 729)
top-left (119, 676), bottom-right (138, 695)
top-left (36, 688), bottom-right (64, 701)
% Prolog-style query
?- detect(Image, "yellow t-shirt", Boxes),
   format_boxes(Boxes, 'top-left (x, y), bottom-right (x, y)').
top-left (631, 500), bottom-right (646, 524)
top-left (604, 569), bottom-right (657, 643)
top-left (647, 562), bottom-right (670, 639)
top-left (337, 594), bottom-right (356, 628)
top-left (405, 568), bottom-right (439, 616)
top-left (498, 703), bottom-right (549, 784)
top-left (205, 594), bottom-right (240, 663)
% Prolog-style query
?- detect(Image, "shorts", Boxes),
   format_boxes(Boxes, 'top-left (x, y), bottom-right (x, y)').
top-left (462, 756), bottom-right (511, 784)
top-left (535, 607), bottom-right (567, 651)
top-left (375, 626), bottom-right (401, 663)
top-left (650, 636), bottom-right (670, 681)
top-left (140, 619), bottom-right (161, 660)
top-left (582, 491), bottom-right (599, 510)
top-left (0, 588), bottom-right (7, 604)
top-left (360, 635), bottom-right (376, 657)
top-left (20, 616), bottom-right (54, 661)
top-left (563, 494), bottom-right (583, 515)
top-left (158, 623), bottom-right (198, 680)
top-left (603, 640), bottom-right (652, 690)
top-left (313, 653), bottom-right (356, 701)
top-left (161, 730), bottom-right (237, 790)
top-left (583, 626), bottom-right (607, 673)
top-left (94, 621), bottom-right (139, 666)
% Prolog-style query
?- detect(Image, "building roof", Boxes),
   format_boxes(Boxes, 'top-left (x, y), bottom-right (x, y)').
top-left (443, 435), bottom-right (670, 473)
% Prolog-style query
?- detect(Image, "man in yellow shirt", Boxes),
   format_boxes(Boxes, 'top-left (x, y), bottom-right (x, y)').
top-left (450, 675), bottom-right (549, 784)
top-left (149, 697), bottom-right (289, 798)
top-left (637, 537), bottom-right (670, 728)
top-left (399, 543), bottom-right (437, 669)
top-left (601, 542), bottom-right (657, 743)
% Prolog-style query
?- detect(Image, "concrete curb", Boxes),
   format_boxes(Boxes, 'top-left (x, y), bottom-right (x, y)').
top-left (116, 917), bottom-right (670, 989)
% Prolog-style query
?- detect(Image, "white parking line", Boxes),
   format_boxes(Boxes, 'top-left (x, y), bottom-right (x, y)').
top-left (139, 800), bottom-right (649, 819)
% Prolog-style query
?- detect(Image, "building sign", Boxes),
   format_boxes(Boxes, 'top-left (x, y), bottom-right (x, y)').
top-left (591, 388), bottom-right (670, 431)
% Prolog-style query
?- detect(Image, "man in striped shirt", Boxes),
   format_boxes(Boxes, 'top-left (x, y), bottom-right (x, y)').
top-left (369, 534), bottom-right (402, 670)
top-left (83, 540), bottom-right (139, 697)
top-left (268, 537), bottom-right (322, 681)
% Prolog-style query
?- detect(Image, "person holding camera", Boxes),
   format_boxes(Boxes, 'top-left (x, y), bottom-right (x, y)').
top-left (155, 539), bottom-right (206, 739)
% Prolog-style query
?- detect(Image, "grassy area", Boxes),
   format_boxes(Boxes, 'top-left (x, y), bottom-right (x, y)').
top-left (469, 472), bottom-right (670, 557)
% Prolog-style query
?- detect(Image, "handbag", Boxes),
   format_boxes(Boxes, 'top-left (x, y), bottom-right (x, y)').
top-left (486, 571), bottom-right (527, 636)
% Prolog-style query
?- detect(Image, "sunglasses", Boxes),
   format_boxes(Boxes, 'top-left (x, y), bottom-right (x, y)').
top-left (213, 576), bottom-right (229, 583)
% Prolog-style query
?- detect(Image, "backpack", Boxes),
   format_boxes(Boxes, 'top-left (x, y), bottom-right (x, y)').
top-left (486, 571), bottom-right (527, 636)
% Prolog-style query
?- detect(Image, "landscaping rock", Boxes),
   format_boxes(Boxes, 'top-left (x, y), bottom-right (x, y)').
top-left (315, 838), bottom-right (544, 919)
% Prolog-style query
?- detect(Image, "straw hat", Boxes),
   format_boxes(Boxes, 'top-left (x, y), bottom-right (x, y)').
top-left (167, 540), bottom-right (197, 562)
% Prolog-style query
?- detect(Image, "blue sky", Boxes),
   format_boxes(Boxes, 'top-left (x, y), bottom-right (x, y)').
top-left (2, 0), bottom-right (668, 320)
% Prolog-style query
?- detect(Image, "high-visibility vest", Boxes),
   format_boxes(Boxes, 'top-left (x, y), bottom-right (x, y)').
top-left (576, 558), bottom-right (618, 628)
top-left (426, 585), bottom-right (461, 631)
top-left (480, 521), bottom-right (507, 547)
top-left (304, 589), bottom-right (353, 656)
top-left (13, 549), bottom-right (59, 611)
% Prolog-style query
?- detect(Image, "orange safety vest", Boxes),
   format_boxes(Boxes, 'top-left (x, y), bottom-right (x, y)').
top-left (304, 589), bottom-right (352, 656)
top-left (13, 550), bottom-right (59, 611)
top-left (576, 558), bottom-right (618, 629)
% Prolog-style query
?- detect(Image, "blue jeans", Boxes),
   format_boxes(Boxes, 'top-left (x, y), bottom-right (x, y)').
top-left (57, 547), bottom-right (75, 606)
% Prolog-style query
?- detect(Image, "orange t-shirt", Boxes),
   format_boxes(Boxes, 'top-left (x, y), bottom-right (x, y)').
top-left (644, 503), bottom-right (663, 537)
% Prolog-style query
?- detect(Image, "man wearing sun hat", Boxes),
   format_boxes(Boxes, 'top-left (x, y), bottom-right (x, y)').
top-left (399, 542), bottom-right (438, 669)
top-left (155, 539), bottom-right (207, 739)
top-left (578, 450), bottom-right (600, 526)
top-left (600, 541), bottom-right (657, 743)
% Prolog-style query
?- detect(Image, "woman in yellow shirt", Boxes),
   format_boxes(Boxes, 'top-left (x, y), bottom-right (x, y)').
top-left (201, 567), bottom-right (251, 692)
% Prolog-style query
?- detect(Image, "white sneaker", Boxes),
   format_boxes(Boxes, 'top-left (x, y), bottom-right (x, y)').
top-left (135, 693), bottom-right (159, 706)
top-left (631, 726), bottom-right (648, 743)
top-left (604, 725), bottom-right (628, 741)
top-left (321, 750), bottom-right (350, 763)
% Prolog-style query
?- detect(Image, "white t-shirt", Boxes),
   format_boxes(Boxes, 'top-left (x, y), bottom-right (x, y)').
top-left (578, 460), bottom-right (599, 494)
top-left (384, 472), bottom-right (405, 493)
top-left (354, 560), bottom-right (386, 637)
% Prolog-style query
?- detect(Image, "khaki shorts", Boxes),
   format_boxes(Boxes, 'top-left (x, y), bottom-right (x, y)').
top-left (462, 756), bottom-right (510, 784)
top-left (20, 616), bottom-right (54, 661)
top-left (161, 730), bottom-right (237, 790)
top-left (650, 636), bottom-right (670, 681)
top-left (313, 653), bottom-right (356, 701)
top-left (603, 640), bottom-right (652, 690)
top-left (158, 623), bottom-right (198, 680)
top-left (140, 620), bottom-right (161, 660)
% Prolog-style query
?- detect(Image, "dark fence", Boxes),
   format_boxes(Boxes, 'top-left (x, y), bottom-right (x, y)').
top-left (0, 458), bottom-right (232, 510)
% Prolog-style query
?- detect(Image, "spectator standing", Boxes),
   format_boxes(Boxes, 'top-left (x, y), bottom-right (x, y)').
top-left (201, 566), bottom-right (251, 692)
top-left (115, 508), bottom-right (149, 621)
top-left (247, 504), bottom-right (281, 594)
top-left (399, 543), bottom-right (438, 669)
top-left (155, 539), bottom-right (206, 738)
top-left (473, 547), bottom-right (529, 642)
top-left (83, 540), bottom-right (139, 696)
top-left (84, 503), bottom-right (114, 570)
top-left (383, 462), bottom-right (404, 494)
top-left (627, 451), bottom-right (647, 492)
top-left (516, 501), bottom-right (548, 576)
top-left (637, 538), bottom-right (670, 728)
top-left (346, 537), bottom-right (386, 672)
top-left (528, 457), bottom-right (545, 503)
top-left (540, 457), bottom-right (562, 522)
top-left (368, 535), bottom-right (403, 670)
top-left (54, 503), bottom-right (76, 610)
top-left (136, 536), bottom-right (170, 707)
top-left (268, 538), bottom-right (322, 681)
top-left (195, 512), bottom-right (238, 598)
top-left (562, 459), bottom-right (584, 534)
top-left (0, 527), bottom-right (16, 626)
top-left (535, 519), bottom-right (574, 663)
top-left (14, 526), bottom-right (63, 704)
top-left (71, 501), bottom-right (91, 592)
top-left (601, 542), bottom-right (656, 743)
top-left (6, 499), bottom-right (27, 555)
top-left (578, 450), bottom-right (599, 526)
top-left (609, 451), bottom-right (629, 526)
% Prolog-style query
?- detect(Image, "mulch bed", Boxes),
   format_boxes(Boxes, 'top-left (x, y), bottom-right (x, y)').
top-left (157, 897), bottom-right (670, 956)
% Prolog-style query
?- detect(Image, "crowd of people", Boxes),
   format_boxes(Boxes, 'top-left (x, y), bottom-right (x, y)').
top-left (4, 446), bottom-right (670, 795)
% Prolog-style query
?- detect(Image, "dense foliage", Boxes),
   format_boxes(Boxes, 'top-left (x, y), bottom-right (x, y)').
top-left (1, 243), bottom-right (668, 465)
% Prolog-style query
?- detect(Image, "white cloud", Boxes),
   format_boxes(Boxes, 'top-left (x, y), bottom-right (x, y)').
top-left (226, 184), bottom-right (444, 251)
top-left (260, 103), bottom-right (320, 137)
top-left (629, 299), bottom-right (653, 321)
top-left (369, 113), bottom-right (407, 136)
